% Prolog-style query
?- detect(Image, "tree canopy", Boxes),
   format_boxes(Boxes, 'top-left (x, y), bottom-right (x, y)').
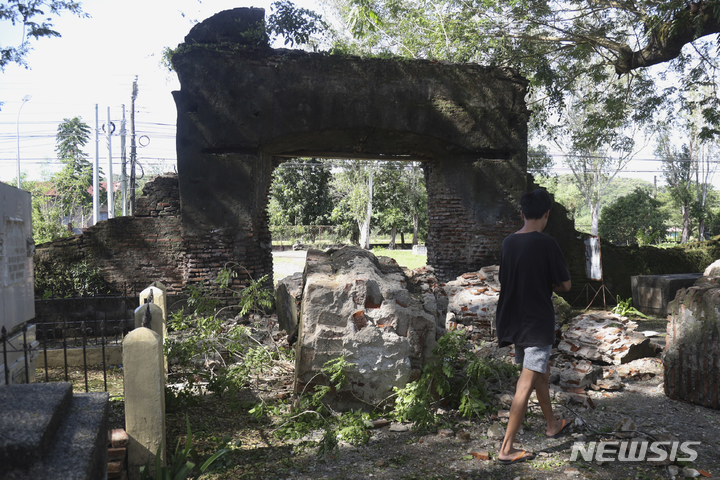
top-left (52, 116), bottom-right (95, 219)
top-left (1, 0), bottom-right (88, 71)
top-left (329, 0), bottom-right (720, 141)
top-left (598, 187), bottom-right (669, 245)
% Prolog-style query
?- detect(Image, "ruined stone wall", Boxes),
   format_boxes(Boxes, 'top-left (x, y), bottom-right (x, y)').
top-left (171, 7), bottom-right (530, 287)
top-left (35, 175), bottom-right (186, 296)
top-left (665, 279), bottom-right (720, 409)
top-left (425, 160), bottom-right (523, 280)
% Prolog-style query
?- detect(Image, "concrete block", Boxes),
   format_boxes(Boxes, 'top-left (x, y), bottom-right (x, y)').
top-left (631, 273), bottom-right (702, 316)
top-left (0, 382), bottom-right (72, 468)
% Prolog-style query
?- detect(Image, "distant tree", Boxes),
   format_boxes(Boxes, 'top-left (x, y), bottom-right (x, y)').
top-left (373, 162), bottom-right (424, 249)
top-left (657, 134), bottom-right (695, 244)
top-left (598, 188), bottom-right (669, 246)
top-left (528, 146), bottom-right (554, 181)
top-left (268, 158), bottom-right (333, 226)
top-left (52, 116), bottom-right (95, 221)
top-left (331, 160), bottom-right (378, 249)
top-left (0, 1), bottom-right (88, 71)
top-left (330, 160), bottom-right (408, 248)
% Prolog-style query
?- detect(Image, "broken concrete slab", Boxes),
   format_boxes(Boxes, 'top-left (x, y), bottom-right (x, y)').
top-left (558, 312), bottom-right (658, 365)
top-left (559, 359), bottom-right (603, 390)
top-left (294, 247), bottom-right (443, 409)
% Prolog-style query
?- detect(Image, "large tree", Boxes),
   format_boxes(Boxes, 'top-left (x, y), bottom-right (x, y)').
top-left (1, 0), bottom-right (87, 71)
top-left (598, 187), bottom-right (669, 245)
top-left (52, 116), bottom-right (95, 223)
top-left (329, 0), bottom-right (720, 140)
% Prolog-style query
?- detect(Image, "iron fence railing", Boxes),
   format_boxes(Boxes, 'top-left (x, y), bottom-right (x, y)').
top-left (2, 285), bottom-right (139, 394)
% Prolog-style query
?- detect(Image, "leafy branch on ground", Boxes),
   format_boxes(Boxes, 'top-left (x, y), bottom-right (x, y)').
top-left (165, 277), bottom-right (289, 410)
top-left (392, 329), bottom-right (519, 433)
top-left (252, 356), bottom-right (372, 458)
top-left (165, 277), bottom-right (518, 466)
top-left (216, 263), bottom-right (275, 317)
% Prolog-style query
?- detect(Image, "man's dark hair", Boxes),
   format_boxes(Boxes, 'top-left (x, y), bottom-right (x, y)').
top-left (521, 189), bottom-right (552, 219)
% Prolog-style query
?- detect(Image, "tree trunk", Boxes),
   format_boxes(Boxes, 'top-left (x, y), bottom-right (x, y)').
top-left (590, 201), bottom-right (600, 236)
top-left (359, 170), bottom-right (374, 249)
top-left (682, 204), bottom-right (690, 244)
top-left (412, 213), bottom-right (419, 245)
top-left (400, 231), bottom-right (405, 248)
top-left (389, 227), bottom-right (397, 250)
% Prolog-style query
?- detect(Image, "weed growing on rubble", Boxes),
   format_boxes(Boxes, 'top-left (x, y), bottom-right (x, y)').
top-left (216, 263), bottom-right (275, 316)
top-left (250, 356), bottom-right (371, 458)
top-left (393, 330), bottom-right (519, 433)
top-left (611, 295), bottom-right (647, 318)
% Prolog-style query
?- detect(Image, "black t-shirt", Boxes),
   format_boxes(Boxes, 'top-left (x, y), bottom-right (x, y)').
top-left (496, 231), bottom-right (570, 347)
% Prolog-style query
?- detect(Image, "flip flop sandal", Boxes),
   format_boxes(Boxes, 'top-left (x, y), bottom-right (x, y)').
top-left (498, 449), bottom-right (535, 465)
top-left (546, 418), bottom-right (572, 438)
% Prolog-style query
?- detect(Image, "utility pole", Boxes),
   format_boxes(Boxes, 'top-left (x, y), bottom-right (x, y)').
top-left (93, 104), bottom-right (100, 225)
top-left (106, 107), bottom-right (114, 219)
top-left (121, 105), bottom-right (127, 216)
top-left (129, 76), bottom-right (138, 215)
top-left (15, 95), bottom-right (31, 189)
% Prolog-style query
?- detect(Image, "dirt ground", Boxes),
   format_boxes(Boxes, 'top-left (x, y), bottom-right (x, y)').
top-left (160, 314), bottom-right (720, 480)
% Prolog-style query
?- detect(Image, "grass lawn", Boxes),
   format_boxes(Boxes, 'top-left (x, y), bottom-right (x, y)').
top-left (371, 247), bottom-right (427, 270)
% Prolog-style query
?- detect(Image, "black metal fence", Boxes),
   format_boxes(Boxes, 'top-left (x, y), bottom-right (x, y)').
top-left (35, 319), bottom-right (131, 394)
top-left (2, 285), bottom-right (139, 394)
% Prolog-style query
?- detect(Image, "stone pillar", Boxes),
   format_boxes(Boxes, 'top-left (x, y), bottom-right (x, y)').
top-left (139, 283), bottom-right (167, 337)
top-left (123, 327), bottom-right (166, 479)
top-left (665, 279), bottom-right (720, 409)
top-left (134, 303), bottom-right (165, 341)
top-left (425, 157), bottom-right (524, 281)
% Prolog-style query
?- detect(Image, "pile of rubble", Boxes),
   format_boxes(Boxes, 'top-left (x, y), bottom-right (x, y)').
top-left (411, 267), bottom-right (665, 406)
top-left (278, 255), bottom-right (666, 410)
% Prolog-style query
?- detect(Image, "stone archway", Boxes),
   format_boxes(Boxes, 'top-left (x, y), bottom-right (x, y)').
top-left (172, 8), bottom-right (529, 288)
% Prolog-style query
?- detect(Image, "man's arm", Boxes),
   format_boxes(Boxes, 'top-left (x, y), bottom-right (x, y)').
top-left (553, 280), bottom-right (571, 292)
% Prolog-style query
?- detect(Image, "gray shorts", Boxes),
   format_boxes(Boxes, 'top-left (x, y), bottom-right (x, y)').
top-left (514, 345), bottom-right (552, 373)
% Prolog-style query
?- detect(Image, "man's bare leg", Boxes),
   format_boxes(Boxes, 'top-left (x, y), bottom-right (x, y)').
top-left (534, 369), bottom-right (565, 436)
top-left (499, 367), bottom-right (539, 461)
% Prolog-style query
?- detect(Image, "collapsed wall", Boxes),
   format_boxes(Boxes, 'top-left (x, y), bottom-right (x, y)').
top-left (295, 247), bottom-right (445, 409)
top-left (34, 175), bottom-right (186, 296)
top-left (665, 275), bottom-right (720, 409)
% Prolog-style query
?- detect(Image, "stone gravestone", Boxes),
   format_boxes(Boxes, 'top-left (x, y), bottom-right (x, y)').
top-left (123, 327), bottom-right (166, 479)
top-left (140, 283), bottom-right (167, 336)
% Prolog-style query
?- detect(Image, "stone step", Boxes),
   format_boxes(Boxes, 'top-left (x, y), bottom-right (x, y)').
top-left (0, 382), bottom-right (72, 469)
top-left (0, 383), bottom-right (109, 480)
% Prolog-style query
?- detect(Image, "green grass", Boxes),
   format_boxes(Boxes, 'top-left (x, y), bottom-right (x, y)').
top-left (371, 247), bottom-right (427, 270)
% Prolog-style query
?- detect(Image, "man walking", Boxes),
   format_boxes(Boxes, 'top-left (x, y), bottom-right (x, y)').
top-left (496, 189), bottom-right (572, 465)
